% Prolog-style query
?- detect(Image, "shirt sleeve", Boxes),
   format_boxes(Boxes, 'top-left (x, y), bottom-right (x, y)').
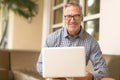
top-left (36, 52), bottom-right (43, 75)
top-left (90, 41), bottom-right (109, 80)
top-left (36, 39), bottom-right (50, 76)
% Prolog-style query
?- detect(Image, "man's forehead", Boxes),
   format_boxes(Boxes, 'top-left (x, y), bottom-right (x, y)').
top-left (64, 6), bottom-right (81, 14)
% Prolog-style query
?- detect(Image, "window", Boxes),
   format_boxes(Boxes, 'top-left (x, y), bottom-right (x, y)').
top-left (85, 0), bottom-right (100, 16)
top-left (84, 0), bottom-right (100, 40)
top-left (84, 18), bottom-right (99, 40)
top-left (51, 0), bottom-right (65, 32)
top-left (54, 0), bottom-right (63, 6)
top-left (53, 27), bottom-right (62, 32)
top-left (53, 7), bottom-right (63, 24)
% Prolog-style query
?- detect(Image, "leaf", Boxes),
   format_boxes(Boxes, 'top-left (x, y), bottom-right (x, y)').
top-left (1, 0), bottom-right (38, 19)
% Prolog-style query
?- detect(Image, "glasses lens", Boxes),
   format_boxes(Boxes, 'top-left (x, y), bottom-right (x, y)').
top-left (65, 14), bottom-right (81, 20)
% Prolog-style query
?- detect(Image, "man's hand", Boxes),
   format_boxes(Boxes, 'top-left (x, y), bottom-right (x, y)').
top-left (47, 78), bottom-right (66, 80)
top-left (46, 72), bottom-right (93, 80)
top-left (53, 78), bottom-right (66, 80)
top-left (74, 72), bottom-right (93, 80)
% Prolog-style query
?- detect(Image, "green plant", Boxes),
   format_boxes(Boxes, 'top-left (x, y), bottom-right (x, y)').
top-left (0, 0), bottom-right (38, 47)
top-left (0, 0), bottom-right (38, 19)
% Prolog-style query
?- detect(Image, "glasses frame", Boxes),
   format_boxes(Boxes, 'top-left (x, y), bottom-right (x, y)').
top-left (64, 14), bottom-right (81, 20)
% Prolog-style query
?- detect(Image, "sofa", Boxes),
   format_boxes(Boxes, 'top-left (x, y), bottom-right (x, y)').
top-left (0, 49), bottom-right (120, 80)
top-left (0, 49), bottom-right (44, 80)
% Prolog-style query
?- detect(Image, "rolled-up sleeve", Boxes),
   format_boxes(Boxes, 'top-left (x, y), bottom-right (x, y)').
top-left (90, 42), bottom-right (109, 80)
top-left (36, 39), bottom-right (50, 76)
top-left (36, 52), bottom-right (43, 75)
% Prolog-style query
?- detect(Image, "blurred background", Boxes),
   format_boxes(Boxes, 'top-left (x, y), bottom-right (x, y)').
top-left (0, 0), bottom-right (120, 80)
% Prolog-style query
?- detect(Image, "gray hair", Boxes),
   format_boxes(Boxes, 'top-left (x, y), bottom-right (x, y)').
top-left (64, 1), bottom-right (83, 15)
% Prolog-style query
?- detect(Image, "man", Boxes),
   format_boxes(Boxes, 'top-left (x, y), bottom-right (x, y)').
top-left (37, 1), bottom-right (108, 80)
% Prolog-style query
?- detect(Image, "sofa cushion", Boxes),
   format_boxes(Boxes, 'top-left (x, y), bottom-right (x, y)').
top-left (0, 50), bottom-right (10, 70)
top-left (12, 70), bottom-right (44, 80)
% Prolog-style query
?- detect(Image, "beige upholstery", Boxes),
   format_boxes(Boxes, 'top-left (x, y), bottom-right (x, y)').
top-left (0, 49), bottom-right (44, 80)
top-left (0, 50), bottom-right (10, 80)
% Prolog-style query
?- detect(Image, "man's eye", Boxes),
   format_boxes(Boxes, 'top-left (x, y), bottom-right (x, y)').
top-left (67, 15), bottom-right (72, 17)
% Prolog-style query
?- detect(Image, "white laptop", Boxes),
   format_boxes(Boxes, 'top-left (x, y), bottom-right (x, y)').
top-left (42, 47), bottom-right (86, 78)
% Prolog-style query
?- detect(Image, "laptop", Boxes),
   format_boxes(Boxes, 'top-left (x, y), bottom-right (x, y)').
top-left (42, 47), bottom-right (86, 78)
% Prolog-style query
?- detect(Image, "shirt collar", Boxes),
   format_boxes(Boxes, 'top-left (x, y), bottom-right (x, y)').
top-left (63, 26), bottom-right (84, 39)
top-left (63, 27), bottom-right (68, 38)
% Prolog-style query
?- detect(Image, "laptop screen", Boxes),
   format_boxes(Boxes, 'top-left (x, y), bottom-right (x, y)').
top-left (42, 47), bottom-right (86, 78)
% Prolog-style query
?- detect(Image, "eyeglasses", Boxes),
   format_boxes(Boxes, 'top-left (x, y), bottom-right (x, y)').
top-left (64, 14), bottom-right (81, 20)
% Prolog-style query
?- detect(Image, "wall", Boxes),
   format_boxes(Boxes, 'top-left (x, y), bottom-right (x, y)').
top-left (8, 0), bottom-right (43, 51)
top-left (100, 0), bottom-right (120, 54)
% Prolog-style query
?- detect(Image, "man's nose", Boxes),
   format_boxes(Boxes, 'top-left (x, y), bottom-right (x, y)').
top-left (70, 17), bottom-right (76, 21)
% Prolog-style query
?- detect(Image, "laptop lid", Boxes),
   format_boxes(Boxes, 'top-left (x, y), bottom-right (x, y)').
top-left (42, 47), bottom-right (86, 78)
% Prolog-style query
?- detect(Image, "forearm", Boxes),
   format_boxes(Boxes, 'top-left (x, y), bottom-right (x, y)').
top-left (92, 66), bottom-right (109, 80)
top-left (74, 72), bottom-right (93, 80)
top-left (36, 53), bottom-right (43, 75)
top-left (46, 78), bottom-right (66, 80)
top-left (90, 43), bottom-right (109, 79)
top-left (36, 61), bottom-right (43, 75)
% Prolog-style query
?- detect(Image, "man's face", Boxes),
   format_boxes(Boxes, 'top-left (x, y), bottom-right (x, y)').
top-left (64, 6), bottom-right (83, 35)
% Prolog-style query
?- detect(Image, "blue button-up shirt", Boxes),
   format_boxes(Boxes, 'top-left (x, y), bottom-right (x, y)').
top-left (37, 26), bottom-right (108, 79)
